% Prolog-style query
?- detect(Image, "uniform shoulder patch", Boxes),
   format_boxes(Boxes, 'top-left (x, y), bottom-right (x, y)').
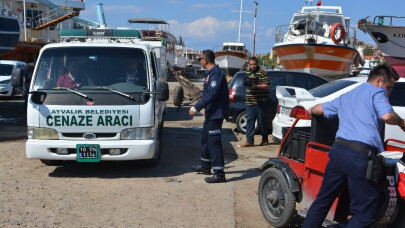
top-left (211, 80), bottom-right (217, 88)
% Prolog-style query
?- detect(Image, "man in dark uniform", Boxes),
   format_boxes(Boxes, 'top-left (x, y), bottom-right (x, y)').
top-left (189, 49), bottom-right (229, 183)
top-left (303, 64), bottom-right (405, 227)
top-left (240, 56), bottom-right (270, 147)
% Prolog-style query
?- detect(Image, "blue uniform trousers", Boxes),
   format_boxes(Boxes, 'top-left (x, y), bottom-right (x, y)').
top-left (200, 118), bottom-right (225, 177)
top-left (303, 143), bottom-right (382, 228)
top-left (246, 100), bottom-right (268, 143)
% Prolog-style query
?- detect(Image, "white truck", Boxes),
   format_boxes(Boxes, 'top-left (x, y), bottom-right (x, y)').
top-left (12, 28), bottom-right (169, 166)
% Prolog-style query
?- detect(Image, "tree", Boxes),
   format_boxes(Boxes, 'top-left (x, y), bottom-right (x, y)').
top-left (177, 36), bottom-right (185, 47)
top-left (256, 53), bottom-right (278, 69)
top-left (363, 44), bottom-right (375, 56)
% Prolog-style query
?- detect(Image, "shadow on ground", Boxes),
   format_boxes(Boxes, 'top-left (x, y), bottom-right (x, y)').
top-left (48, 127), bottom-right (240, 179)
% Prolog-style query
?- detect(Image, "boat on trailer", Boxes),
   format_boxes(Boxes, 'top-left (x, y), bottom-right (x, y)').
top-left (128, 17), bottom-right (187, 72)
top-left (358, 16), bottom-right (405, 77)
top-left (215, 42), bottom-right (249, 77)
top-left (272, 3), bottom-right (363, 78)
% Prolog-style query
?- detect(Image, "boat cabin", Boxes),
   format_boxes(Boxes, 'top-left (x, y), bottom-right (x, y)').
top-left (222, 42), bottom-right (246, 53)
top-left (288, 6), bottom-right (348, 39)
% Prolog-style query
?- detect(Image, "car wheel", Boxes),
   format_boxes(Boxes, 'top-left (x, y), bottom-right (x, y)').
top-left (258, 167), bottom-right (296, 227)
top-left (173, 86), bottom-right (184, 107)
top-left (235, 111), bottom-right (259, 134)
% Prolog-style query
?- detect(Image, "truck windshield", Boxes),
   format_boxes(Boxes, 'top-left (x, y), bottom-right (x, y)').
top-left (33, 47), bottom-right (148, 93)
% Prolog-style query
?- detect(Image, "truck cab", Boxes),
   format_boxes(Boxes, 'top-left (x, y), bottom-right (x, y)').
top-left (13, 28), bottom-right (169, 166)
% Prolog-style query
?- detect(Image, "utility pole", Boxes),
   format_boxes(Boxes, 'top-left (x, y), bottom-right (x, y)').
top-left (252, 1), bottom-right (258, 56)
top-left (23, 0), bottom-right (27, 41)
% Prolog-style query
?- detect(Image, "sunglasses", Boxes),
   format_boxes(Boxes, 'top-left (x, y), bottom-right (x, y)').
top-left (198, 57), bottom-right (205, 62)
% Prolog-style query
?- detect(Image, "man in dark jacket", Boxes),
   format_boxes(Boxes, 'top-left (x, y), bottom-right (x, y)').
top-left (189, 49), bottom-right (229, 183)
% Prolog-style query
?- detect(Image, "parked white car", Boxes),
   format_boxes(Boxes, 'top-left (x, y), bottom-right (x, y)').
top-left (0, 60), bottom-right (27, 97)
top-left (272, 77), bottom-right (405, 143)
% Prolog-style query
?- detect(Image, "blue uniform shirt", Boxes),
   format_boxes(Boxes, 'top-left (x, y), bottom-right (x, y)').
top-left (323, 82), bottom-right (394, 152)
top-left (194, 65), bottom-right (229, 120)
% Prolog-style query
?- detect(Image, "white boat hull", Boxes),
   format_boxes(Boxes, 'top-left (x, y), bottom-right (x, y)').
top-left (215, 51), bottom-right (247, 76)
top-left (360, 24), bottom-right (405, 58)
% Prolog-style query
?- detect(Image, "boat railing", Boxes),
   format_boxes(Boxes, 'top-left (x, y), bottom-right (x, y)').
top-left (276, 18), bottom-right (353, 45)
top-left (275, 20), bottom-right (331, 43)
top-left (372, 16), bottom-right (405, 27)
top-left (34, 9), bottom-right (60, 29)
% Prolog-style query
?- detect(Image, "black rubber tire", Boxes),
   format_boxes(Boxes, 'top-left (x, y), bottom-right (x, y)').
top-left (173, 86), bottom-right (184, 107)
top-left (40, 159), bottom-right (64, 166)
top-left (272, 136), bottom-right (281, 144)
top-left (235, 111), bottom-right (259, 134)
top-left (143, 121), bottom-right (163, 167)
top-left (258, 167), bottom-right (296, 227)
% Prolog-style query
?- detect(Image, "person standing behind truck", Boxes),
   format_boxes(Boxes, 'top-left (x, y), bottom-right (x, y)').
top-left (189, 49), bottom-right (229, 183)
top-left (303, 64), bottom-right (405, 227)
top-left (240, 57), bottom-right (270, 147)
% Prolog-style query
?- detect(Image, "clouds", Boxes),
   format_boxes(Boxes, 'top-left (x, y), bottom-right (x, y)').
top-left (191, 3), bottom-right (233, 9)
top-left (77, 1), bottom-right (275, 53)
top-left (169, 16), bottom-right (237, 41)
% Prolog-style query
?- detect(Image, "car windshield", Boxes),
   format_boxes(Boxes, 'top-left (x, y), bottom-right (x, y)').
top-left (33, 47), bottom-right (148, 93)
top-left (309, 80), bottom-right (358, 98)
top-left (0, 64), bottom-right (13, 76)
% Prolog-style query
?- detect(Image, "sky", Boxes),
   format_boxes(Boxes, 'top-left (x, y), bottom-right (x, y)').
top-left (78, 0), bottom-right (405, 54)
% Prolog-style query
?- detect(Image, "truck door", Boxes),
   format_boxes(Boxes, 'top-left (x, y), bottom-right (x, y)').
top-left (150, 52), bottom-right (163, 124)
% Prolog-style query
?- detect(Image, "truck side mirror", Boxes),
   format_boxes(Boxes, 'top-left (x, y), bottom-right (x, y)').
top-left (11, 68), bottom-right (24, 87)
top-left (156, 82), bottom-right (169, 101)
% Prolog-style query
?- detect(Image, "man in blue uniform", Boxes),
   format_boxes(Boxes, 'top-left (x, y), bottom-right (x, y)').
top-left (189, 49), bottom-right (229, 183)
top-left (303, 64), bottom-right (405, 227)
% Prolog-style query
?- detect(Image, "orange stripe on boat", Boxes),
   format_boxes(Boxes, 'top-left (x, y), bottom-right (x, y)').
top-left (273, 45), bottom-right (357, 60)
top-left (281, 59), bottom-right (352, 71)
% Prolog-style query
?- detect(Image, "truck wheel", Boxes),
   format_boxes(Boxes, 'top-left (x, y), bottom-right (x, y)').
top-left (258, 167), bottom-right (296, 227)
top-left (144, 121), bottom-right (163, 167)
top-left (173, 86), bottom-right (184, 106)
top-left (40, 159), bottom-right (63, 166)
top-left (236, 111), bottom-right (259, 134)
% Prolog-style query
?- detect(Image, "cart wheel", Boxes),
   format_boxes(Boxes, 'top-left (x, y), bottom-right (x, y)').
top-left (258, 167), bottom-right (296, 227)
top-left (173, 86), bottom-right (184, 106)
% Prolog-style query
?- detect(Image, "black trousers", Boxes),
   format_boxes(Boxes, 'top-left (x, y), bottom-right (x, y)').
top-left (200, 118), bottom-right (225, 177)
top-left (303, 143), bottom-right (382, 228)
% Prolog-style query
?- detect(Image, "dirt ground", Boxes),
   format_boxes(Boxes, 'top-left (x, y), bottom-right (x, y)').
top-left (0, 80), bottom-right (295, 228)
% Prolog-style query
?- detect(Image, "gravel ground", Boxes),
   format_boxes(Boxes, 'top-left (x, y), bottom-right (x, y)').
top-left (0, 81), bottom-right (284, 227)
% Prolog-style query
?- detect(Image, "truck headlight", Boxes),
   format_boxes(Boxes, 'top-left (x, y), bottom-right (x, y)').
top-left (28, 127), bottom-right (59, 140)
top-left (120, 127), bottom-right (155, 140)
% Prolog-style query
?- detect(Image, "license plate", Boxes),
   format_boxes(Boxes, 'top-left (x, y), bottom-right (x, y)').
top-left (282, 107), bottom-right (291, 116)
top-left (76, 144), bottom-right (100, 162)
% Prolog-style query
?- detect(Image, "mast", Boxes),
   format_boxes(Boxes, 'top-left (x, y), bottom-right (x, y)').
top-left (252, 1), bottom-right (258, 56)
top-left (237, 0), bottom-right (243, 43)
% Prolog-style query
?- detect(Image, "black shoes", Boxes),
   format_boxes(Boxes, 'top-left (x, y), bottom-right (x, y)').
top-left (205, 175), bottom-right (227, 183)
top-left (192, 165), bottom-right (211, 175)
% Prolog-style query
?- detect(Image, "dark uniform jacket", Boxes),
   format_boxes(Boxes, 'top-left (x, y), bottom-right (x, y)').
top-left (194, 65), bottom-right (229, 120)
